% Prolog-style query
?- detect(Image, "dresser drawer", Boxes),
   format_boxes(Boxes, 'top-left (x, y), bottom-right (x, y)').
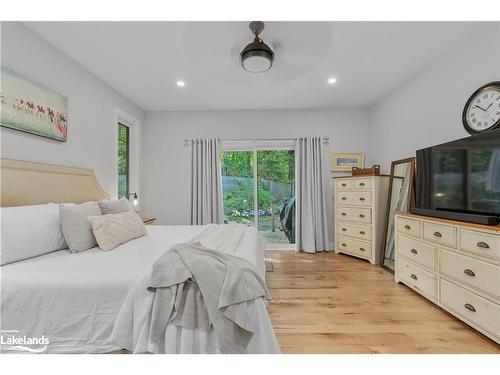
top-left (397, 235), bottom-right (436, 271)
top-left (460, 229), bottom-right (500, 261)
top-left (337, 191), bottom-right (372, 207)
top-left (423, 221), bottom-right (457, 248)
top-left (337, 207), bottom-right (372, 224)
top-left (335, 179), bottom-right (352, 190)
top-left (396, 217), bottom-right (421, 238)
top-left (353, 178), bottom-right (372, 190)
top-left (337, 221), bottom-right (372, 241)
top-left (337, 235), bottom-right (372, 258)
top-left (440, 249), bottom-right (499, 299)
top-left (398, 258), bottom-right (436, 300)
top-left (440, 279), bottom-right (499, 338)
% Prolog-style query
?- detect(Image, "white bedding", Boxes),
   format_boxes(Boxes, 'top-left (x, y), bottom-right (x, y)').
top-left (0, 225), bottom-right (270, 353)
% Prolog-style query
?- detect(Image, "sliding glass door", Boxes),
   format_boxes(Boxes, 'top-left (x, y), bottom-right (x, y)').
top-left (220, 148), bottom-right (295, 247)
top-left (220, 151), bottom-right (256, 227)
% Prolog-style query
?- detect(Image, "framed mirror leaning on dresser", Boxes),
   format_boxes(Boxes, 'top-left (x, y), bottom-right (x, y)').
top-left (381, 157), bottom-right (416, 272)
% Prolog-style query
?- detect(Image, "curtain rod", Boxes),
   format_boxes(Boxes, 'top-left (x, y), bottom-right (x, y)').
top-left (184, 137), bottom-right (329, 146)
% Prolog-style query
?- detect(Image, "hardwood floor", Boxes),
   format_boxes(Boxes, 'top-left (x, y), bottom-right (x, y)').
top-left (265, 250), bottom-right (500, 354)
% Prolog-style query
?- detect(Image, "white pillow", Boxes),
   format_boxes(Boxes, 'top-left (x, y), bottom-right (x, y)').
top-left (87, 211), bottom-right (147, 251)
top-left (60, 202), bottom-right (102, 253)
top-left (98, 197), bottom-right (131, 215)
top-left (0, 203), bottom-right (68, 265)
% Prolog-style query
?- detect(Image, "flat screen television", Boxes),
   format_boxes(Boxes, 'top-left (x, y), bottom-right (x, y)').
top-left (412, 128), bottom-right (500, 225)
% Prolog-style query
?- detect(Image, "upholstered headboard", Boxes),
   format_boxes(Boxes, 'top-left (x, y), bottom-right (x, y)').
top-left (0, 158), bottom-right (109, 207)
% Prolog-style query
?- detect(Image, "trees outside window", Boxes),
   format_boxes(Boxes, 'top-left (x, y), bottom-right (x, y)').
top-left (118, 123), bottom-right (129, 199)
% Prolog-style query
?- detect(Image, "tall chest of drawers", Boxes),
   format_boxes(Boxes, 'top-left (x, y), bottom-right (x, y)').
top-left (395, 213), bottom-right (500, 344)
top-left (334, 176), bottom-right (390, 265)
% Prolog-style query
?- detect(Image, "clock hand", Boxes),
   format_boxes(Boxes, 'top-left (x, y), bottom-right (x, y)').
top-left (474, 105), bottom-right (486, 111)
top-left (485, 102), bottom-right (493, 110)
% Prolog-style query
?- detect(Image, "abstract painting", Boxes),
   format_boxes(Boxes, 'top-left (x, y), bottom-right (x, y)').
top-left (1, 67), bottom-right (68, 142)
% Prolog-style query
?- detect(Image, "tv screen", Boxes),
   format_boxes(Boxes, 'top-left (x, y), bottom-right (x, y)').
top-left (416, 129), bottom-right (500, 217)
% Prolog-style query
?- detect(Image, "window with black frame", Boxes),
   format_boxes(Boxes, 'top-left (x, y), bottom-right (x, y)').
top-left (118, 123), bottom-right (129, 199)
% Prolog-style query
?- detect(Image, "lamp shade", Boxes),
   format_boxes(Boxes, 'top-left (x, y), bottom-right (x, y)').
top-left (240, 33), bottom-right (274, 73)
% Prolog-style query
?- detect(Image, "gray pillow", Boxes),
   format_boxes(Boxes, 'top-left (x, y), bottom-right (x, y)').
top-left (98, 198), bottom-right (131, 215)
top-left (60, 203), bottom-right (102, 253)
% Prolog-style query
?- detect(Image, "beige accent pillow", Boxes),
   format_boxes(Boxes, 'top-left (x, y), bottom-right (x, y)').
top-left (87, 211), bottom-right (147, 251)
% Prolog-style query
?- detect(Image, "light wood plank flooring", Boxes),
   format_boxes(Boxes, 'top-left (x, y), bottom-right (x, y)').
top-left (265, 250), bottom-right (500, 354)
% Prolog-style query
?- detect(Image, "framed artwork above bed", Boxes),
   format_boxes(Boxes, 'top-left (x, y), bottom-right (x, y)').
top-left (0, 67), bottom-right (68, 142)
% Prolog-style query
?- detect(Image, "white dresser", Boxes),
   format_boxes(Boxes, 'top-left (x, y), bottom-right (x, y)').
top-left (395, 213), bottom-right (500, 344)
top-left (334, 176), bottom-right (390, 265)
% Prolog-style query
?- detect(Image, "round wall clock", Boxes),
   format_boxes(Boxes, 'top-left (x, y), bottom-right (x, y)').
top-left (462, 81), bottom-right (500, 135)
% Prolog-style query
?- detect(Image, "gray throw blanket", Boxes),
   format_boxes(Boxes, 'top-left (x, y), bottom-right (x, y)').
top-left (113, 241), bottom-right (271, 353)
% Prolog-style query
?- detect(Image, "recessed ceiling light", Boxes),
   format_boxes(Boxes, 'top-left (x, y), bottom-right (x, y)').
top-left (327, 77), bottom-right (337, 84)
top-left (176, 80), bottom-right (185, 87)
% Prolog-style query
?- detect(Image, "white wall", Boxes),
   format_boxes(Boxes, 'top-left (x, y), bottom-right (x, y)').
top-left (369, 23), bottom-right (500, 173)
top-left (0, 22), bottom-right (145, 200)
top-left (142, 109), bottom-right (371, 242)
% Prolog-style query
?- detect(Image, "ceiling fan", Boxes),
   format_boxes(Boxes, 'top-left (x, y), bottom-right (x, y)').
top-left (240, 21), bottom-right (275, 73)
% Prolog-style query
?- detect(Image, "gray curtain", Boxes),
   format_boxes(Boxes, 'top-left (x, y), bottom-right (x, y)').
top-left (188, 138), bottom-right (224, 225)
top-left (295, 137), bottom-right (330, 253)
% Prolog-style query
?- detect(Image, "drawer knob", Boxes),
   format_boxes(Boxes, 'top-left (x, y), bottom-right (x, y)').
top-left (433, 231), bottom-right (442, 238)
top-left (359, 214), bottom-right (365, 218)
top-left (410, 248), bottom-right (418, 254)
top-left (342, 183), bottom-right (347, 187)
top-left (410, 274), bottom-right (418, 280)
top-left (342, 243), bottom-right (347, 247)
top-left (359, 197), bottom-right (366, 201)
top-left (404, 225), bottom-right (411, 230)
top-left (476, 241), bottom-right (490, 249)
top-left (341, 212), bottom-right (347, 216)
top-left (359, 248), bottom-right (366, 252)
top-left (359, 182), bottom-right (365, 186)
top-left (342, 197), bottom-right (347, 201)
top-left (463, 269), bottom-right (476, 277)
top-left (464, 303), bottom-right (476, 312)
top-left (359, 231), bottom-right (365, 235)
top-left (342, 228), bottom-right (347, 232)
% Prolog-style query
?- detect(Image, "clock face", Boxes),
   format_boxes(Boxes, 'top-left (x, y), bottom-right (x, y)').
top-left (464, 84), bottom-right (500, 134)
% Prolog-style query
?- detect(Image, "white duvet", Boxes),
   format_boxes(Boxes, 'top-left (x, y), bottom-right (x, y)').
top-left (0, 225), bottom-right (274, 353)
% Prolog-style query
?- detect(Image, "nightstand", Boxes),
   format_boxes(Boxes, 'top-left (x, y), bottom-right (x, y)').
top-left (142, 217), bottom-right (157, 225)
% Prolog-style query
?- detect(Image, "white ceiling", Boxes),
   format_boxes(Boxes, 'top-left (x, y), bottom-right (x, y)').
top-left (25, 21), bottom-right (479, 111)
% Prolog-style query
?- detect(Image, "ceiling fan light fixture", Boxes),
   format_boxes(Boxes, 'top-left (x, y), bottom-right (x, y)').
top-left (240, 21), bottom-right (274, 73)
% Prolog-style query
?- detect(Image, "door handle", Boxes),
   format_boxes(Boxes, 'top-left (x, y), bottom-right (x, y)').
top-left (359, 182), bottom-right (365, 186)
top-left (410, 274), bottom-right (417, 280)
top-left (341, 197), bottom-right (347, 201)
top-left (341, 212), bottom-right (347, 216)
top-left (359, 248), bottom-right (366, 252)
top-left (359, 231), bottom-right (365, 235)
top-left (342, 228), bottom-right (347, 232)
top-left (341, 243), bottom-right (347, 247)
top-left (359, 197), bottom-right (365, 201)
top-left (341, 183), bottom-right (347, 187)
top-left (410, 248), bottom-right (418, 254)
top-left (433, 231), bottom-right (442, 238)
top-left (404, 225), bottom-right (411, 230)
top-left (359, 214), bottom-right (365, 218)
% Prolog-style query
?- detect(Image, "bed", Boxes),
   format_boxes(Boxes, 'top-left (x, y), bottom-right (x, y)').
top-left (0, 159), bottom-right (279, 353)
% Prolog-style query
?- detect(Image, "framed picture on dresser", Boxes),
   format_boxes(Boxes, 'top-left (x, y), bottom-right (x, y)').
top-left (331, 152), bottom-right (364, 172)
